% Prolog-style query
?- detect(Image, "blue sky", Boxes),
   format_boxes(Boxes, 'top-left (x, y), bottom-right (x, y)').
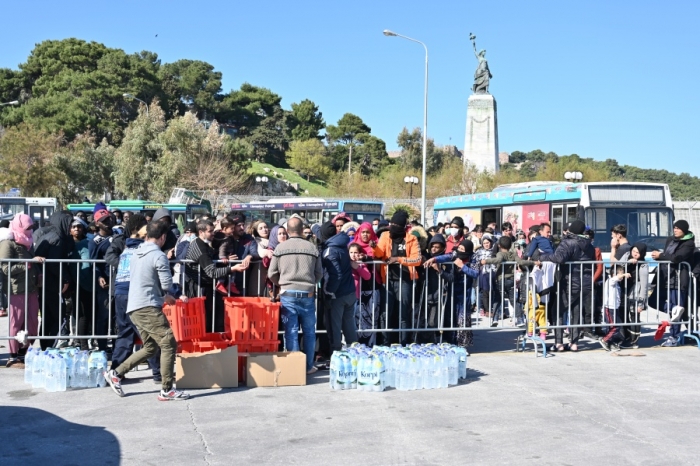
top-left (2, 0), bottom-right (699, 176)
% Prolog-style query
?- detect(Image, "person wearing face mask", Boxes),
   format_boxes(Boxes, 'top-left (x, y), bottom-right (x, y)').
top-left (372, 218), bottom-right (381, 234)
top-left (371, 211), bottom-right (422, 345)
top-left (619, 242), bottom-right (648, 349)
top-left (418, 234), bottom-right (454, 343)
top-left (445, 217), bottom-right (465, 253)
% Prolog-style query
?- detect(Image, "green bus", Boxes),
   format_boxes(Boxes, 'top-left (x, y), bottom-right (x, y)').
top-left (66, 200), bottom-right (212, 231)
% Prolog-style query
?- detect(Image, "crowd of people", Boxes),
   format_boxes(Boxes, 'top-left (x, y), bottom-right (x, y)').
top-left (1, 203), bottom-right (699, 399)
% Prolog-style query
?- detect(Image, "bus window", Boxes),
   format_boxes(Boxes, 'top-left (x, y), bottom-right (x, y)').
top-left (0, 203), bottom-right (25, 217)
top-left (566, 204), bottom-right (579, 223)
top-left (271, 211), bottom-right (283, 225)
top-left (481, 208), bottom-right (501, 229)
top-left (307, 210), bottom-right (321, 224)
top-left (552, 205), bottom-right (564, 236)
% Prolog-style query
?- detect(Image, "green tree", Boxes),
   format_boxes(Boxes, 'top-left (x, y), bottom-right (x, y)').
top-left (326, 113), bottom-right (372, 172)
top-left (287, 139), bottom-right (332, 181)
top-left (396, 127), bottom-right (443, 175)
top-left (1, 39), bottom-right (163, 143)
top-left (54, 133), bottom-right (116, 201)
top-left (113, 101), bottom-right (167, 199)
top-left (159, 59), bottom-right (222, 119)
top-left (0, 123), bottom-right (62, 196)
top-left (353, 133), bottom-right (389, 177)
top-left (288, 99), bottom-right (325, 141)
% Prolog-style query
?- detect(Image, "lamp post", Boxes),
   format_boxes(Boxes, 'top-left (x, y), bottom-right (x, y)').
top-left (404, 175), bottom-right (419, 199)
top-left (123, 93), bottom-right (149, 115)
top-left (0, 100), bottom-right (19, 107)
top-left (256, 176), bottom-right (269, 196)
top-left (384, 29), bottom-right (428, 225)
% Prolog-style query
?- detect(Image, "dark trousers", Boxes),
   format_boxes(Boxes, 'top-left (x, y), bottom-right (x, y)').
top-left (328, 292), bottom-right (358, 351)
top-left (380, 279), bottom-right (412, 345)
top-left (668, 289), bottom-right (688, 339)
top-left (187, 281), bottom-right (225, 333)
top-left (603, 306), bottom-right (624, 344)
top-left (40, 284), bottom-right (64, 350)
top-left (111, 294), bottom-right (160, 377)
top-left (492, 278), bottom-right (515, 320)
top-left (555, 288), bottom-right (592, 345)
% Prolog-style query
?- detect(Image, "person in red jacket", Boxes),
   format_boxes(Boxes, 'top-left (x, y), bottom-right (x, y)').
top-left (372, 211), bottom-right (422, 345)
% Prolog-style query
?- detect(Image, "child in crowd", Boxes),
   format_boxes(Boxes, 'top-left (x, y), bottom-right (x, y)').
top-left (420, 234), bottom-right (454, 343)
top-left (473, 233), bottom-right (495, 317)
top-left (600, 265), bottom-right (631, 351)
top-left (348, 243), bottom-right (375, 345)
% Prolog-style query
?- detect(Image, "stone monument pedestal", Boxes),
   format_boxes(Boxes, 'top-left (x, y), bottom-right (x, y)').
top-left (463, 94), bottom-right (499, 173)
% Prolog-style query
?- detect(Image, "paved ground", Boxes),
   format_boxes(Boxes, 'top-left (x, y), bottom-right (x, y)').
top-left (1, 320), bottom-right (699, 466)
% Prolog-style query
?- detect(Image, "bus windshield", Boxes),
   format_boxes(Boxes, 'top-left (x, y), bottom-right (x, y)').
top-left (585, 207), bottom-right (673, 253)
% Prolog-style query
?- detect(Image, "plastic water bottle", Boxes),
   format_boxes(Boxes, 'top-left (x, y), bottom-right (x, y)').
top-left (454, 346), bottom-right (468, 380)
top-left (343, 354), bottom-right (355, 390)
top-left (329, 352), bottom-right (342, 390)
top-left (447, 350), bottom-right (458, 386)
top-left (45, 356), bottom-right (58, 392)
top-left (56, 355), bottom-right (67, 392)
top-left (87, 351), bottom-right (107, 388)
top-left (24, 347), bottom-right (36, 384)
top-left (32, 351), bottom-right (47, 389)
top-left (409, 356), bottom-right (420, 391)
top-left (396, 355), bottom-right (409, 391)
top-left (357, 355), bottom-right (370, 391)
top-left (75, 351), bottom-right (89, 388)
top-left (440, 352), bottom-right (449, 388)
top-left (384, 353), bottom-right (395, 388)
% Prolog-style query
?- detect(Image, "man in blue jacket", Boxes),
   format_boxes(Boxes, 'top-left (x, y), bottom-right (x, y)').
top-left (320, 221), bottom-right (357, 352)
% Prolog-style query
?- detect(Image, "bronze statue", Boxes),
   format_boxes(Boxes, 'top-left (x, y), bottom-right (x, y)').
top-left (470, 33), bottom-right (492, 95)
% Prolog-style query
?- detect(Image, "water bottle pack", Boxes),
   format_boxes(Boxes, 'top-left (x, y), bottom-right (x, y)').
top-left (24, 347), bottom-right (108, 392)
top-left (330, 343), bottom-right (467, 392)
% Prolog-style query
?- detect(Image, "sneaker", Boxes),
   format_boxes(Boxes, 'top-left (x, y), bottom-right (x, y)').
top-left (598, 339), bottom-right (611, 352)
top-left (158, 388), bottom-right (191, 401)
top-left (661, 337), bottom-right (679, 347)
top-left (153, 376), bottom-right (163, 384)
top-left (539, 332), bottom-right (547, 340)
top-left (306, 366), bottom-right (318, 375)
top-left (620, 342), bottom-right (639, 350)
top-left (104, 370), bottom-right (125, 397)
top-left (582, 331), bottom-right (599, 341)
top-left (516, 318), bottom-right (526, 328)
top-left (610, 343), bottom-right (621, 352)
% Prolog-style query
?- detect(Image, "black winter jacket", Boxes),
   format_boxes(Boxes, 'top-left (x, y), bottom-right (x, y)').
top-left (321, 233), bottom-right (356, 298)
top-left (33, 211), bottom-right (74, 286)
top-left (657, 232), bottom-right (695, 291)
top-left (539, 233), bottom-right (595, 294)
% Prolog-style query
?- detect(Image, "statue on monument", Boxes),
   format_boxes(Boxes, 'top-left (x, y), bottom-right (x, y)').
top-left (469, 33), bottom-right (492, 95)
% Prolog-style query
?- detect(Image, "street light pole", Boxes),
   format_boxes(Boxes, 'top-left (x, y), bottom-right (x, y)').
top-left (384, 29), bottom-right (428, 226)
top-left (404, 175), bottom-right (419, 200)
top-left (0, 100), bottom-right (19, 107)
top-left (123, 93), bottom-right (149, 116)
top-left (256, 176), bottom-right (269, 196)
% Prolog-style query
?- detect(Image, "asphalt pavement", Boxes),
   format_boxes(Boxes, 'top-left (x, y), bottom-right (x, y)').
top-left (1, 320), bottom-right (699, 466)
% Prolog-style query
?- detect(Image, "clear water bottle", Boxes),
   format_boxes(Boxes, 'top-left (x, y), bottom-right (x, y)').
top-left (396, 355), bottom-right (408, 391)
top-left (88, 351), bottom-right (108, 388)
top-left (356, 355), bottom-right (370, 391)
top-left (32, 351), bottom-right (47, 389)
top-left (24, 347), bottom-right (36, 385)
top-left (454, 346), bottom-right (468, 380)
top-left (447, 350), bottom-right (458, 386)
top-left (329, 352), bottom-right (342, 390)
top-left (45, 356), bottom-right (58, 392)
top-left (440, 352), bottom-right (449, 388)
top-left (75, 351), bottom-right (89, 388)
top-left (56, 355), bottom-right (67, 392)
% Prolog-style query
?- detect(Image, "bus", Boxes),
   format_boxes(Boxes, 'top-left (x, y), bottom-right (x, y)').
top-left (228, 198), bottom-right (385, 226)
top-left (434, 181), bottom-right (674, 255)
top-left (66, 200), bottom-right (212, 231)
top-left (0, 197), bottom-right (57, 227)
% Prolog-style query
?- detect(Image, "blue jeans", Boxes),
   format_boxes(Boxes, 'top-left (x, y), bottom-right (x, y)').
top-left (280, 295), bottom-right (317, 371)
top-left (667, 290), bottom-right (688, 339)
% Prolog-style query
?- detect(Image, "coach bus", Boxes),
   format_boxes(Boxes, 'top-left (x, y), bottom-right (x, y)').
top-left (228, 198), bottom-right (385, 225)
top-left (0, 197), bottom-right (57, 227)
top-left (434, 181), bottom-right (674, 255)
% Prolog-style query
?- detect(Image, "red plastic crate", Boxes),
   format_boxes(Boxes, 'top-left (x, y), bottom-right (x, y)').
top-left (229, 340), bottom-right (280, 383)
top-left (224, 297), bottom-right (280, 342)
top-left (163, 297), bottom-right (206, 342)
top-left (178, 334), bottom-right (231, 353)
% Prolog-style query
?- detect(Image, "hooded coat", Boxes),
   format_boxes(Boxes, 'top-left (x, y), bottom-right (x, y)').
top-left (33, 211), bottom-right (74, 286)
top-left (538, 232), bottom-right (595, 294)
top-left (152, 208), bottom-right (179, 251)
top-left (656, 232), bottom-right (695, 291)
top-left (322, 232), bottom-right (356, 298)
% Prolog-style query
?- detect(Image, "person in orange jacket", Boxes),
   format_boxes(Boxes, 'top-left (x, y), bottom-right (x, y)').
top-left (371, 211), bottom-right (422, 345)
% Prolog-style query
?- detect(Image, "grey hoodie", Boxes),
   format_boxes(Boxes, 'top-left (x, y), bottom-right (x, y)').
top-left (126, 241), bottom-right (173, 313)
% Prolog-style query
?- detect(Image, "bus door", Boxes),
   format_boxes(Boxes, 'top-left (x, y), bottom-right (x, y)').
top-left (481, 208), bottom-right (501, 229)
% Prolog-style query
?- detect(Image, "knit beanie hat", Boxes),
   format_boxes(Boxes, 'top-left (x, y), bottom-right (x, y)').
top-left (390, 211), bottom-right (409, 228)
top-left (568, 219), bottom-right (586, 235)
top-left (674, 220), bottom-right (689, 235)
top-left (451, 216), bottom-right (465, 229)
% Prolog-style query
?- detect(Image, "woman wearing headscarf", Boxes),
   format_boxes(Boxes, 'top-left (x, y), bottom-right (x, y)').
top-left (473, 233), bottom-right (496, 317)
top-left (351, 222), bottom-right (381, 345)
top-left (263, 225), bottom-right (288, 300)
top-left (245, 220), bottom-right (271, 297)
top-left (620, 242), bottom-right (649, 348)
top-left (0, 214), bottom-right (43, 367)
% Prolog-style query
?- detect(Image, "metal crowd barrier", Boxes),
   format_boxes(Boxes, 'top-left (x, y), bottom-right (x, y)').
top-left (1, 257), bottom-right (699, 357)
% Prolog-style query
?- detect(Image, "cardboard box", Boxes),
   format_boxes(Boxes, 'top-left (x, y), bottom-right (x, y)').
top-left (246, 351), bottom-right (307, 387)
top-left (175, 346), bottom-right (238, 389)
